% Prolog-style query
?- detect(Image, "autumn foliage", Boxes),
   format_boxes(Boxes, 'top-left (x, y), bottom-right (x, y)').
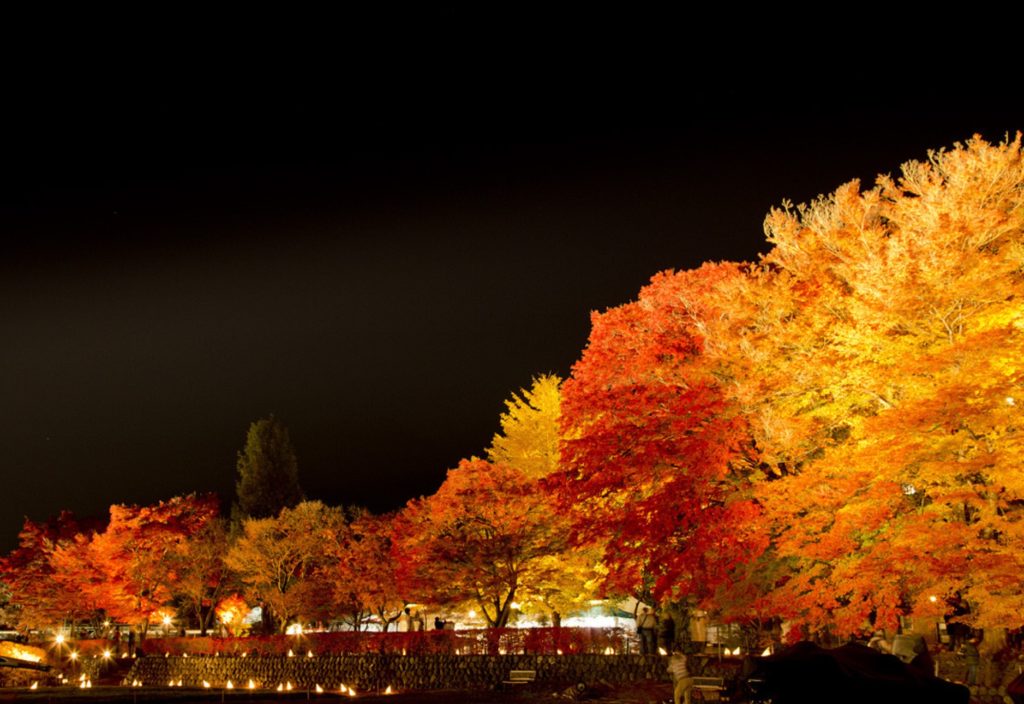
top-left (2, 135), bottom-right (1022, 644)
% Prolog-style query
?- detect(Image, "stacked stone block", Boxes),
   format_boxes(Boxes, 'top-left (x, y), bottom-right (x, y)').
top-left (125, 654), bottom-right (668, 691)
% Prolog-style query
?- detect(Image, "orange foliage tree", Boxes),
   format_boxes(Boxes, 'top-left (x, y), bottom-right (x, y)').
top-left (50, 494), bottom-right (220, 631)
top-left (319, 511), bottom-right (406, 631)
top-left (696, 135), bottom-right (1024, 635)
top-left (168, 515), bottom-right (231, 635)
top-left (395, 458), bottom-right (573, 628)
top-left (0, 512), bottom-right (101, 631)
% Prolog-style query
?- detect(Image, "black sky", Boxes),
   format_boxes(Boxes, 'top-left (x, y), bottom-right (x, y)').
top-left (1, 26), bottom-right (1021, 551)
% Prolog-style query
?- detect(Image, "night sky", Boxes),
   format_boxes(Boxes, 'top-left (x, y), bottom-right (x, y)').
top-left (1, 31), bottom-right (1021, 551)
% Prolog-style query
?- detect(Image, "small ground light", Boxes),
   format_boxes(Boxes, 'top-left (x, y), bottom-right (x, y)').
top-left (248, 679), bottom-right (256, 689)
top-left (30, 682), bottom-right (37, 690)
top-left (385, 685), bottom-right (394, 694)
top-left (226, 680), bottom-right (234, 689)
top-left (929, 595), bottom-right (938, 603)
top-left (287, 649), bottom-right (295, 657)
top-left (103, 649), bottom-right (112, 659)
top-left (69, 651), bottom-right (78, 661)
top-left (307, 649), bottom-right (314, 657)
top-left (315, 684), bottom-right (324, 693)
top-left (286, 681), bottom-right (294, 691)
top-left (277, 683), bottom-right (284, 692)
top-left (202, 680), bottom-right (210, 688)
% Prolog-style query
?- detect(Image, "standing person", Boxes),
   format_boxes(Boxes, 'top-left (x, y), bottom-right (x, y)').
top-left (960, 638), bottom-right (980, 685)
top-left (667, 647), bottom-right (694, 704)
top-left (410, 609), bottom-right (425, 632)
top-left (637, 606), bottom-right (657, 655)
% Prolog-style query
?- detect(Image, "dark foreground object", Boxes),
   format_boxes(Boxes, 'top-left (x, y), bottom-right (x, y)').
top-left (749, 641), bottom-right (968, 704)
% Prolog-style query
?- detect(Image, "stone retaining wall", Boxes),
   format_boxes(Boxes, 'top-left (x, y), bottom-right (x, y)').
top-left (125, 654), bottom-right (668, 691)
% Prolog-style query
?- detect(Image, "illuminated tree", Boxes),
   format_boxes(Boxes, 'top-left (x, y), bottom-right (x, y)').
top-left (705, 135), bottom-right (1024, 634)
top-left (484, 374), bottom-right (604, 621)
top-left (51, 494), bottom-right (220, 631)
top-left (395, 459), bottom-right (576, 628)
top-left (557, 263), bottom-right (766, 605)
top-left (234, 416), bottom-right (303, 521)
top-left (0, 512), bottom-right (98, 631)
top-left (214, 593), bottom-right (250, 636)
top-left (487, 374), bottom-right (563, 479)
top-left (168, 516), bottom-right (231, 635)
top-left (224, 500), bottom-right (343, 632)
top-left (320, 512), bottom-right (406, 631)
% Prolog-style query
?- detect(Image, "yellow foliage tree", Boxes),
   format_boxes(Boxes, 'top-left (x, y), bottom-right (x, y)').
top-left (487, 374), bottom-right (563, 479)
top-left (698, 135), bottom-right (1024, 634)
top-left (485, 374), bottom-right (604, 621)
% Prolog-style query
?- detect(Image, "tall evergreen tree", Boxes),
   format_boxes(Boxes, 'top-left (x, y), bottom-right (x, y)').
top-left (233, 416), bottom-right (303, 521)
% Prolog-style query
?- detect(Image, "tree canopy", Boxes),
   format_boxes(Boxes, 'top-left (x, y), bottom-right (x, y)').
top-left (234, 416), bottom-right (303, 521)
